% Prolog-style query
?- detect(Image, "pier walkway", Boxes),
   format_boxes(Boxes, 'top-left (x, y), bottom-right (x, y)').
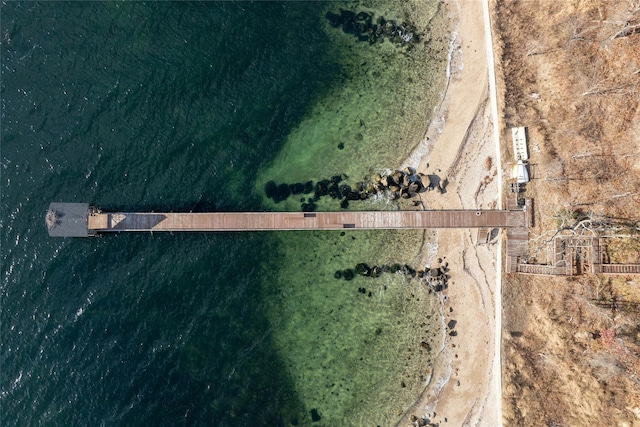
top-left (46, 203), bottom-right (525, 236)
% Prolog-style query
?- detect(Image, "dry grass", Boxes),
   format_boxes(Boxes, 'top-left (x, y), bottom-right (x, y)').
top-left (494, 1), bottom-right (640, 425)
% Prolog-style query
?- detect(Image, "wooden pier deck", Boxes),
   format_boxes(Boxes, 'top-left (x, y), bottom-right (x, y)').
top-left (86, 209), bottom-right (523, 233)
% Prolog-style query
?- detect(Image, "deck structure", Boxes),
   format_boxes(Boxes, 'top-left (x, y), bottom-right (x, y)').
top-left (512, 236), bottom-right (640, 276)
top-left (47, 203), bottom-right (526, 236)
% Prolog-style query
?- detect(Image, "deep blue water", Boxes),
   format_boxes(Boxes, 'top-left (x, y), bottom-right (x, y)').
top-left (2, 2), bottom-right (335, 425)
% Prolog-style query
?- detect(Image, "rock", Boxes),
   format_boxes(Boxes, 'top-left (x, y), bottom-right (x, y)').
top-left (301, 202), bottom-right (316, 212)
top-left (389, 185), bottom-right (400, 193)
top-left (310, 408), bottom-right (321, 422)
top-left (363, 182), bottom-right (376, 195)
top-left (355, 133), bottom-right (363, 141)
top-left (303, 181), bottom-right (314, 194)
top-left (355, 263), bottom-right (371, 276)
top-left (334, 270), bottom-right (343, 279)
top-left (340, 199), bottom-right (349, 209)
top-left (337, 142), bottom-right (345, 150)
top-left (328, 183), bottom-right (341, 199)
top-left (331, 175), bottom-right (343, 184)
top-left (405, 265), bottom-right (417, 277)
top-left (420, 341), bottom-right (431, 351)
top-left (427, 174), bottom-right (441, 190)
top-left (402, 174), bottom-right (411, 187)
top-left (345, 191), bottom-right (361, 201)
top-left (264, 181), bottom-right (277, 199)
top-left (325, 11), bottom-right (341, 28)
top-left (447, 319), bottom-right (457, 329)
top-left (380, 175), bottom-right (389, 187)
top-left (270, 183), bottom-right (291, 203)
top-left (343, 269), bottom-right (355, 281)
top-left (404, 166), bottom-right (415, 175)
top-left (408, 181), bottom-right (421, 196)
top-left (374, 173), bottom-right (382, 182)
top-left (314, 180), bottom-right (330, 197)
top-left (370, 265), bottom-right (382, 278)
top-left (290, 182), bottom-right (305, 195)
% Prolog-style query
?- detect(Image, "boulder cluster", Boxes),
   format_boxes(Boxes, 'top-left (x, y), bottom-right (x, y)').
top-left (335, 262), bottom-right (418, 283)
top-left (325, 9), bottom-right (419, 46)
top-left (264, 174), bottom-right (355, 211)
top-left (421, 260), bottom-right (450, 292)
top-left (264, 168), bottom-right (444, 211)
top-left (334, 259), bottom-right (451, 293)
top-left (370, 167), bottom-right (444, 200)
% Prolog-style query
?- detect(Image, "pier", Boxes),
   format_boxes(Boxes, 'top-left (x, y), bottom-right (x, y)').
top-left (46, 202), bottom-right (526, 236)
top-left (46, 202), bottom-right (639, 276)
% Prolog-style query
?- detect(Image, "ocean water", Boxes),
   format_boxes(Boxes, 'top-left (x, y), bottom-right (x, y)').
top-left (1, 2), bottom-right (449, 426)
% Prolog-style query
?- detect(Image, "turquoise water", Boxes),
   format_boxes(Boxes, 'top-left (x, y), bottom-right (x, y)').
top-left (1, 1), bottom-right (449, 425)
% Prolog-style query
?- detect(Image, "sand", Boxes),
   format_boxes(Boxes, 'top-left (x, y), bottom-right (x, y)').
top-left (399, 0), bottom-right (503, 425)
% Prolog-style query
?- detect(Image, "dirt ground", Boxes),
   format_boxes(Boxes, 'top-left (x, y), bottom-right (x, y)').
top-left (493, 1), bottom-right (640, 426)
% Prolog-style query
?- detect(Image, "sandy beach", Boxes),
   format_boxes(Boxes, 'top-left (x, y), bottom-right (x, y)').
top-left (400, 0), bottom-right (502, 425)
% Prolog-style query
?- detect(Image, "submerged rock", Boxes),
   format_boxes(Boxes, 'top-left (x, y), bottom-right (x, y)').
top-left (290, 182), bottom-right (305, 195)
top-left (303, 181), bottom-right (314, 194)
top-left (310, 408), bottom-right (321, 422)
top-left (355, 263), bottom-right (371, 276)
top-left (370, 265), bottom-right (382, 278)
top-left (325, 9), bottom-right (420, 46)
top-left (314, 180), bottom-right (330, 197)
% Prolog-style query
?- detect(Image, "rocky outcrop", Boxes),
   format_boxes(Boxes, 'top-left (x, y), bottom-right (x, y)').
top-left (264, 169), bottom-right (443, 211)
top-left (325, 9), bottom-right (420, 46)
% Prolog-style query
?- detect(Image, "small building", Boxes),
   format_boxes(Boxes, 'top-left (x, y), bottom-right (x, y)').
top-left (511, 127), bottom-right (529, 161)
top-left (513, 160), bottom-right (530, 184)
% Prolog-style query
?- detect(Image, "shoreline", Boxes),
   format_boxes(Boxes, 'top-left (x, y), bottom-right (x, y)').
top-left (399, 0), bottom-right (501, 425)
